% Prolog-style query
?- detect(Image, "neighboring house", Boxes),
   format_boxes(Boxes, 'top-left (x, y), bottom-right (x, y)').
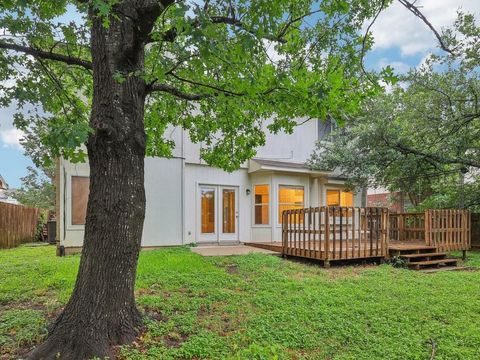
top-left (0, 174), bottom-right (19, 205)
top-left (0, 174), bottom-right (7, 191)
top-left (57, 119), bottom-right (366, 254)
top-left (367, 187), bottom-right (410, 213)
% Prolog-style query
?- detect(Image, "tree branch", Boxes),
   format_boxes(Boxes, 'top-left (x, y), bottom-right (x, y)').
top-left (360, 0), bottom-right (386, 85)
top-left (276, 9), bottom-right (323, 40)
top-left (0, 41), bottom-right (92, 70)
top-left (146, 80), bottom-right (284, 101)
top-left (391, 141), bottom-right (480, 168)
top-left (167, 72), bottom-right (244, 96)
top-left (209, 16), bottom-right (285, 43)
top-left (146, 83), bottom-right (213, 100)
top-left (153, 14), bottom-right (286, 44)
top-left (397, 0), bottom-right (455, 55)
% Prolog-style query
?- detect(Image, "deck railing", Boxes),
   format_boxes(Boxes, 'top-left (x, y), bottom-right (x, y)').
top-left (282, 207), bottom-right (389, 263)
top-left (389, 212), bottom-right (425, 242)
top-left (389, 209), bottom-right (471, 252)
top-left (426, 209), bottom-right (471, 252)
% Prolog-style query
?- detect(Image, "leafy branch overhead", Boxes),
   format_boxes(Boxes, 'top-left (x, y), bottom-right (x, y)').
top-left (0, 0), bottom-right (394, 171)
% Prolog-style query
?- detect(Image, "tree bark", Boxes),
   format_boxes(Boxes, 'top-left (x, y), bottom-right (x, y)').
top-left (28, 2), bottom-right (165, 359)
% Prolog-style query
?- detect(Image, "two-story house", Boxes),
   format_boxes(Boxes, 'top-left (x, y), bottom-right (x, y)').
top-left (56, 119), bottom-right (366, 254)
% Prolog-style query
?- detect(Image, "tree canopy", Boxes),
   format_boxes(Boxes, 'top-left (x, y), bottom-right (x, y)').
top-left (0, 0), bottom-right (395, 172)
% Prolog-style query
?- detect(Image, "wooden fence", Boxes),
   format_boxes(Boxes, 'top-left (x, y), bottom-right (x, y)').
top-left (389, 209), bottom-right (471, 252)
top-left (0, 202), bottom-right (41, 249)
top-left (282, 207), bottom-right (389, 264)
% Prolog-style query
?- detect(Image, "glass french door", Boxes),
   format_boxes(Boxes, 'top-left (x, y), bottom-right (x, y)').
top-left (199, 185), bottom-right (238, 242)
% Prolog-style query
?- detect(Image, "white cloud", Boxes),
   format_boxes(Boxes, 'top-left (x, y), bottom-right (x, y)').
top-left (0, 128), bottom-right (24, 149)
top-left (369, 0), bottom-right (480, 56)
top-left (376, 57), bottom-right (411, 73)
top-left (0, 103), bottom-right (25, 150)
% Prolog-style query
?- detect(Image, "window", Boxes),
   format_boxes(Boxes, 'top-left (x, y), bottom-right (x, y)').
top-left (201, 188), bottom-right (215, 233)
top-left (71, 176), bottom-right (90, 225)
top-left (326, 190), bottom-right (354, 207)
top-left (278, 185), bottom-right (304, 223)
top-left (254, 185), bottom-right (269, 225)
top-left (318, 117), bottom-right (337, 141)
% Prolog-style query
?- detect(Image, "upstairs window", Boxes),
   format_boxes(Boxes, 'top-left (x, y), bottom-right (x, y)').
top-left (254, 185), bottom-right (269, 225)
top-left (278, 185), bottom-right (304, 223)
top-left (318, 118), bottom-right (337, 141)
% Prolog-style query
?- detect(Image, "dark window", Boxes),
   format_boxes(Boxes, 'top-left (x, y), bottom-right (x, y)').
top-left (318, 118), bottom-right (337, 141)
top-left (71, 176), bottom-right (89, 225)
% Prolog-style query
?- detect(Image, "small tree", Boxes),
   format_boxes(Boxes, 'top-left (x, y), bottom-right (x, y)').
top-left (13, 165), bottom-right (55, 210)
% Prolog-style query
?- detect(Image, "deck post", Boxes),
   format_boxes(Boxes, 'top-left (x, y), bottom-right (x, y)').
top-left (282, 210), bottom-right (287, 257)
top-left (462, 250), bottom-right (467, 261)
top-left (325, 206), bottom-right (330, 263)
top-left (425, 210), bottom-right (430, 247)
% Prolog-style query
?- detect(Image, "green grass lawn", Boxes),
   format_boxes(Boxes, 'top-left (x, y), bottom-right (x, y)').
top-left (1, 246), bottom-right (480, 359)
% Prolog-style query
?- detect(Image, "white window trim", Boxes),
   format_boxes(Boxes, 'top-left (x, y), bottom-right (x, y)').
top-left (66, 174), bottom-right (89, 231)
top-left (277, 184), bottom-right (305, 225)
top-left (317, 118), bottom-right (338, 143)
top-left (326, 187), bottom-right (354, 207)
top-left (252, 183), bottom-right (271, 227)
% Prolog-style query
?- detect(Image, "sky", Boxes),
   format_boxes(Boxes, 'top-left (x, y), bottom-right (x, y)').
top-left (1, 0), bottom-right (479, 188)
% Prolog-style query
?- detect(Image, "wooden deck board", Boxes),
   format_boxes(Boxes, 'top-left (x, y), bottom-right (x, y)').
top-left (245, 240), bottom-right (386, 260)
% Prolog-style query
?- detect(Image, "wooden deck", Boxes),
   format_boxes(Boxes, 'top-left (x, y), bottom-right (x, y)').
top-left (280, 206), bottom-right (389, 265)
top-left (247, 207), bottom-right (471, 269)
top-left (246, 240), bottom-right (456, 269)
top-left (246, 239), bottom-right (386, 261)
top-left (247, 241), bottom-right (419, 256)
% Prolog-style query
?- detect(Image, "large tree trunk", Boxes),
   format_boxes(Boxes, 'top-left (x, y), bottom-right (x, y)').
top-left (28, 2), bottom-right (164, 359)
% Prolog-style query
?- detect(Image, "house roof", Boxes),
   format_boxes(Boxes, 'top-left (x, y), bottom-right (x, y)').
top-left (0, 174), bottom-right (8, 190)
top-left (248, 158), bottom-right (331, 176)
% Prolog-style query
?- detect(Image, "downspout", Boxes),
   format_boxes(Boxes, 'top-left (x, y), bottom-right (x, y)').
top-left (361, 187), bottom-right (367, 207)
top-left (181, 127), bottom-right (185, 245)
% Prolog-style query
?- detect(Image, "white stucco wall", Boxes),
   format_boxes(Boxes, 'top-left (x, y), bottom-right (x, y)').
top-left (142, 157), bottom-right (183, 246)
top-left (59, 156), bottom-right (183, 248)
top-left (256, 118), bottom-right (318, 163)
top-left (179, 118), bottom-right (318, 166)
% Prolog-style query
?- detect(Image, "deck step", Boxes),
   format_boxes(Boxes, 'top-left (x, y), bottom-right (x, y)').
top-left (400, 252), bottom-right (447, 259)
top-left (408, 258), bottom-right (457, 269)
top-left (420, 266), bottom-right (469, 273)
top-left (389, 244), bottom-right (437, 250)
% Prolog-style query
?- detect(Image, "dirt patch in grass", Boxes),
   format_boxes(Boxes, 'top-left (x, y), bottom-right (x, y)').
top-left (164, 331), bottom-right (189, 348)
top-left (226, 264), bottom-right (239, 275)
top-left (214, 262), bottom-right (240, 275)
top-left (143, 307), bottom-right (168, 322)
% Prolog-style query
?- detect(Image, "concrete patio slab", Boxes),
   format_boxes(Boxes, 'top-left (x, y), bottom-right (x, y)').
top-left (191, 245), bottom-right (280, 257)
